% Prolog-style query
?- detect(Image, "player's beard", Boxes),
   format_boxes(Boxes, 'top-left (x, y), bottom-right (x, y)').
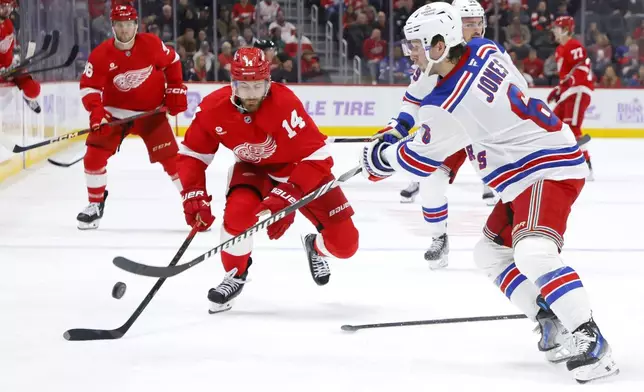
top-left (241, 97), bottom-right (262, 112)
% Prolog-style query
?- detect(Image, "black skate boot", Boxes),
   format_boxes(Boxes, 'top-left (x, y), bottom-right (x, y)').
top-left (586, 159), bottom-right (595, 182)
top-left (23, 97), bottom-right (41, 114)
top-left (566, 319), bottom-right (619, 383)
top-left (207, 258), bottom-right (252, 314)
top-left (301, 234), bottom-right (331, 286)
top-left (534, 296), bottom-right (573, 363)
top-left (424, 233), bottom-right (449, 270)
top-left (400, 181), bottom-right (419, 203)
top-left (77, 190), bottom-right (108, 230)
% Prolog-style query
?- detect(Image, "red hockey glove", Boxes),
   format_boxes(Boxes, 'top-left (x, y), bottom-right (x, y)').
top-left (165, 84), bottom-right (188, 116)
top-left (89, 106), bottom-right (113, 135)
top-left (546, 86), bottom-right (561, 105)
top-left (182, 188), bottom-right (215, 232)
top-left (254, 183), bottom-right (302, 240)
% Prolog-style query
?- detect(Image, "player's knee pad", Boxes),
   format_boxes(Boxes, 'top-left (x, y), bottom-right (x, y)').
top-left (513, 236), bottom-right (563, 282)
top-left (223, 187), bottom-right (262, 235)
top-left (419, 169), bottom-right (449, 204)
top-left (319, 219), bottom-right (359, 259)
top-left (83, 145), bottom-right (113, 171)
top-left (473, 237), bottom-right (514, 280)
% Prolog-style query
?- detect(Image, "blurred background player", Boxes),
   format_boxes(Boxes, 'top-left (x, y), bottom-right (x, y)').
top-left (361, 2), bottom-right (617, 383)
top-left (177, 47), bottom-right (359, 313)
top-left (374, 0), bottom-right (496, 269)
top-left (0, 0), bottom-right (41, 113)
top-left (254, 39), bottom-right (276, 63)
top-left (549, 16), bottom-right (594, 180)
top-left (77, 1), bottom-right (187, 229)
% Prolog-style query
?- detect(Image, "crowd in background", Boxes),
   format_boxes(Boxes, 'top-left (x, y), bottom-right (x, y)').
top-left (17, 0), bottom-right (644, 87)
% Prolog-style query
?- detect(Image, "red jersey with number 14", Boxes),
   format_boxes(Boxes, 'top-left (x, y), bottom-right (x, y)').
top-left (179, 82), bottom-right (332, 194)
top-left (555, 38), bottom-right (594, 96)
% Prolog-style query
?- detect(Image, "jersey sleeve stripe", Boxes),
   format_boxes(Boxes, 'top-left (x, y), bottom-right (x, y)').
top-left (440, 71), bottom-right (473, 112)
top-left (179, 144), bottom-right (215, 166)
top-left (301, 144), bottom-right (332, 161)
top-left (482, 146), bottom-right (585, 192)
top-left (80, 87), bottom-right (102, 98)
top-left (403, 91), bottom-right (422, 105)
top-left (476, 44), bottom-right (498, 59)
top-left (395, 140), bottom-right (442, 177)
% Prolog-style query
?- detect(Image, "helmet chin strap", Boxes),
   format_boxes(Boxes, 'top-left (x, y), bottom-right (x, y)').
top-left (112, 26), bottom-right (137, 46)
top-left (423, 48), bottom-right (449, 76)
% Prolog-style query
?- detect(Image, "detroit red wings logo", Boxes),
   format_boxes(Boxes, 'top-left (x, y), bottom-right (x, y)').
top-left (233, 136), bottom-right (278, 163)
top-left (0, 34), bottom-right (14, 54)
top-left (113, 65), bottom-right (153, 92)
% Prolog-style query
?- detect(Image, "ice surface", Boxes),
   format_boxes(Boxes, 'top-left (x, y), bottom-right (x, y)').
top-left (1, 139), bottom-right (642, 391)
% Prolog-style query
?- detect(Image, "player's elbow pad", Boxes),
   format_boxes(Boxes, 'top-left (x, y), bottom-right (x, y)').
top-left (289, 159), bottom-right (333, 194)
top-left (164, 61), bottom-right (184, 86)
top-left (177, 153), bottom-right (208, 189)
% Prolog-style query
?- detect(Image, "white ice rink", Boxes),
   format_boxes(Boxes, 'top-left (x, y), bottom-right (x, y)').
top-left (1, 139), bottom-right (643, 391)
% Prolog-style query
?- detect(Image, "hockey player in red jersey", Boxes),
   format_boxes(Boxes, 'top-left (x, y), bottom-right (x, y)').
top-left (178, 47), bottom-right (359, 313)
top-left (548, 16), bottom-right (594, 179)
top-left (77, 2), bottom-right (187, 230)
top-left (0, 0), bottom-right (41, 113)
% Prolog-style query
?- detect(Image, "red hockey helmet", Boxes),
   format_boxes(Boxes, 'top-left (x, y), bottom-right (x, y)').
top-left (554, 16), bottom-right (575, 34)
top-left (111, 2), bottom-right (138, 22)
top-left (0, 0), bottom-right (16, 6)
top-left (230, 47), bottom-right (271, 81)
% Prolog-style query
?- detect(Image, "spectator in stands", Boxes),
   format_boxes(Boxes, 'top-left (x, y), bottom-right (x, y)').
top-left (176, 44), bottom-right (191, 81)
top-left (378, 46), bottom-right (412, 84)
top-left (224, 26), bottom-right (244, 51)
top-left (232, 0), bottom-right (255, 28)
top-left (393, 0), bottom-right (414, 42)
top-left (269, 26), bottom-right (287, 54)
top-left (219, 41), bottom-right (234, 78)
top-left (585, 22), bottom-right (601, 46)
top-left (554, 1), bottom-right (569, 18)
top-left (504, 16), bottom-right (531, 59)
top-left (269, 9), bottom-right (296, 42)
top-left (362, 28), bottom-right (387, 84)
top-left (508, 0), bottom-right (530, 25)
top-left (344, 12), bottom-right (370, 58)
top-left (283, 28), bottom-right (315, 58)
top-left (196, 7), bottom-right (213, 43)
top-left (240, 26), bottom-right (259, 47)
top-left (193, 41), bottom-right (216, 73)
top-left (516, 61), bottom-right (535, 87)
top-left (522, 48), bottom-right (544, 80)
top-left (303, 61), bottom-right (332, 83)
top-left (634, 19), bottom-right (644, 41)
top-left (543, 52), bottom-right (559, 85)
top-left (373, 11), bottom-right (389, 41)
top-left (158, 4), bottom-right (174, 42)
top-left (592, 49), bottom-right (612, 78)
top-left (180, 8), bottom-right (199, 36)
top-left (217, 6), bottom-right (233, 41)
top-left (271, 53), bottom-right (298, 83)
top-left (197, 30), bottom-right (208, 48)
top-left (531, 1), bottom-right (553, 32)
top-left (177, 28), bottom-right (198, 56)
top-left (258, 0), bottom-right (281, 26)
top-left (599, 64), bottom-right (622, 87)
top-left (624, 64), bottom-right (644, 87)
top-left (364, 5), bottom-right (377, 26)
top-left (301, 48), bottom-right (319, 74)
top-left (621, 42), bottom-right (642, 77)
top-left (188, 54), bottom-right (215, 82)
top-left (590, 34), bottom-right (613, 62)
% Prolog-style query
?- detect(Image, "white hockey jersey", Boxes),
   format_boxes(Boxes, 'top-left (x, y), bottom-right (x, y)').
top-left (394, 67), bottom-right (439, 130)
top-left (382, 38), bottom-right (589, 203)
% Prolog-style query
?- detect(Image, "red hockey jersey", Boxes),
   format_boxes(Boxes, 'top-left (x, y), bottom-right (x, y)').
top-left (0, 17), bottom-right (15, 69)
top-left (179, 83), bottom-right (332, 194)
top-left (555, 38), bottom-right (594, 99)
top-left (79, 33), bottom-right (182, 117)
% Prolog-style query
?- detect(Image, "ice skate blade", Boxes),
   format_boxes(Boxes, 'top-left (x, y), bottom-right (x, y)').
top-left (572, 348), bottom-right (619, 384)
top-left (400, 196), bottom-right (416, 203)
top-left (77, 219), bottom-right (100, 230)
top-left (427, 255), bottom-right (448, 270)
top-left (208, 301), bottom-right (233, 314)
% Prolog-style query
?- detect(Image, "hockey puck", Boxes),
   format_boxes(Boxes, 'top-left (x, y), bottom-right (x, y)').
top-left (111, 282), bottom-right (127, 299)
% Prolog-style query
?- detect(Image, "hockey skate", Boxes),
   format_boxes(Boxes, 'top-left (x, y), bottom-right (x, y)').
top-left (482, 184), bottom-right (498, 206)
top-left (400, 181), bottom-right (419, 203)
top-left (566, 319), bottom-right (619, 383)
top-left (77, 190), bottom-right (108, 230)
top-left (424, 233), bottom-right (449, 269)
top-left (534, 296), bottom-right (573, 363)
top-left (207, 259), bottom-right (251, 314)
top-left (23, 97), bottom-right (41, 114)
top-left (301, 234), bottom-right (331, 286)
top-left (586, 159), bottom-right (595, 182)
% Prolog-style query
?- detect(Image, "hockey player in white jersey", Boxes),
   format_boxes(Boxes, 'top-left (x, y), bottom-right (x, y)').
top-left (374, 0), bottom-right (496, 270)
top-left (360, 2), bottom-right (618, 384)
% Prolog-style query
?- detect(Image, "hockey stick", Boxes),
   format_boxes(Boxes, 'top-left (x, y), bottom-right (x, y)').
top-left (63, 225), bottom-right (200, 341)
top-left (577, 134), bottom-right (590, 147)
top-left (1, 31), bottom-right (58, 79)
top-left (113, 165), bottom-right (363, 278)
top-left (328, 137), bottom-right (371, 143)
top-left (340, 313), bottom-right (528, 332)
top-left (26, 41), bottom-right (37, 58)
top-left (10, 108), bottom-right (164, 153)
top-left (48, 154), bottom-right (84, 167)
top-left (24, 44), bottom-right (79, 76)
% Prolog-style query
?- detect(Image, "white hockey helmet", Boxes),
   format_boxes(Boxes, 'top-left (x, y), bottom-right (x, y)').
top-left (403, 2), bottom-right (465, 67)
top-left (452, 0), bottom-right (486, 34)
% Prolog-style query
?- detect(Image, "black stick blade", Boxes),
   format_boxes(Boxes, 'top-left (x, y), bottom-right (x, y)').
top-left (340, 325), bottom-right (358, 332)
top-left (63, 328), bottom-right (124, 341)
top-left (113, 256), bottom-right (189, 278)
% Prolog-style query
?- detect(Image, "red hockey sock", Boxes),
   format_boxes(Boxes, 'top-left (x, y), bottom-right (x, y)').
top-left (221, 251), bottom-right (252, 276)
top-left (14, 74), bottom-right (41, 100)
top-left (84, 146), bottom-right (112, 203)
